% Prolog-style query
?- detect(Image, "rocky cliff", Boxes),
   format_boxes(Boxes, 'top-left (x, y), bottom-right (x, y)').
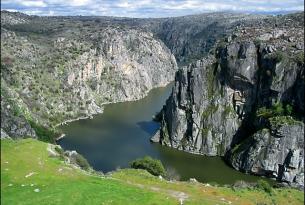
top-left (1, 11), bottom-right (177, 133)
top-left (150, 13), bottom-right (266, 65)
top-left (0, 11), bottom-right (268, 137)
top-left (153, 12), bottom-right (304, 187)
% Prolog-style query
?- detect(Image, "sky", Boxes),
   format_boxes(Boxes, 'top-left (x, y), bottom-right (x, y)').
top-left (1, 0), bottom-right (304, 18)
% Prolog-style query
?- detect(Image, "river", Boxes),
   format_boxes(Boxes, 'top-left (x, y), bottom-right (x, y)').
top-left (58, 84), bottom-right (269, 185)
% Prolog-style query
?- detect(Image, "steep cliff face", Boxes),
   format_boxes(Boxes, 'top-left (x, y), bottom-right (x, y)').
top-left (153, 12), bottom-right (304, 187)
top-left (229, 123), bottom-right (304, 189)
top-left (152, 13), bottom-right (265, 65)
top-left (154, 56), bottom-right (240, 156)
top-left (64, 28), bottom-right (177, 104)
top-left (1, 11), bottom-right (177, 130)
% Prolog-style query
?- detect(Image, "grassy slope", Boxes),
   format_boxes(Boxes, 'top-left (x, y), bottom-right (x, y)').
top-left (1, 139), bottom-right (304, 205)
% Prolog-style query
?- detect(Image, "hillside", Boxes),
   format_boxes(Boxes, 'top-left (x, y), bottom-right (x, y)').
top-left (1, 10), bottom-right (177, 135)
top-left (1, 139), bottom-right (304, 205)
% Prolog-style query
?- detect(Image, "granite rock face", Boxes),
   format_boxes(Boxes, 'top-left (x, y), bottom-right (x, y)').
top-left (156, 56), bottom-right (240, 156)
top-left (151, 13), bottom-right (265, 65)
top-left (229, 123), bottom-right (304, 188)
top-left (153, 12), bottom-right (304, 187)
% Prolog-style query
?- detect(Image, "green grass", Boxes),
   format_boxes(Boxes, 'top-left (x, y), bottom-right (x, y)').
top-left (1, 139), bottom-right (304, 205)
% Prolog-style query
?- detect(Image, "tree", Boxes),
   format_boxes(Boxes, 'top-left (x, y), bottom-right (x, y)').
top-left (130, 156), bottom-right (166, 177)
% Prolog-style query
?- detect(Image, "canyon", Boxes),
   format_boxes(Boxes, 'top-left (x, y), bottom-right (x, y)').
top-left (1, 10), bottom-right (304, 189)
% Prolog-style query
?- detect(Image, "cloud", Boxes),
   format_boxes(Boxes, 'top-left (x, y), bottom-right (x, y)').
top-left (1, 0), bottom-right (304, 17)
top-left (2, 0), bottom-right (47, 7)
top-left (21, 1), bottom-right (47, 7)
top-left (69, 0), bottom-right (92, 7)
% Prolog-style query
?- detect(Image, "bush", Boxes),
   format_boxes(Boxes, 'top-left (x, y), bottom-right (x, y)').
top-left (273, 102), bottom-right (284, 116)
top-left (256, 107), bottom-right (273, 118)
top-left (55, 146), bottom-right (64, 155)
top-left (256, 102), bottom-right (294, 118)
top-left (269, 116), bottom-right (301, 127)
top-left (130, 156), bottom-right (166, 177)
top-left (268, 51), bottom-right (285, 63)
top-left (54, 146), bottom-right (65, 160)
top-left (75, 153), bottom-right (90, 171)
top-left (29, 121), bottom-right (58, 143)
top-left (254, 38), bottom-right (262, 47)
top-left (256, 180), bottom-right (272, 194)
top-left (285, 104), bottom-right (293, 116)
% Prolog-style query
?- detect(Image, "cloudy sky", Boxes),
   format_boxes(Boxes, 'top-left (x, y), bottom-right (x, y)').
top-left (1, 0), bottom-right (304, 17)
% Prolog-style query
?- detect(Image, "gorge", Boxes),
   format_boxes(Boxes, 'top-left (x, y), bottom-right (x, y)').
top-left (58, 83), bottom-right (266, 184)
top-left (1, 9), bottom-right (304, 202)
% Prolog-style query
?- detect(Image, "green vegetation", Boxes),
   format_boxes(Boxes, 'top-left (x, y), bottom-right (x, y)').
top-left (256, 102), bottom-right (294, 118)
top-left (1, 139), bottom-right (304, 205)
top-left (29, 120), bottom-right (58, 143)
top-left (256, 102), bottom-right (302, 127)
top-left (54, 146), bottom-right (65, 160)
top-left (256, 180), bottom-right (273, 195)
top-left (293, 51), bottom-right (304, 65)
top-left (202, 104), bottom-right (219, 118)
top-left (223, 105), bottom-right (234, 117)
top-left (206, 64), bottom-right (218, 99)
top-left (130, 156), bottom-right (166, 177)
top-left (267, 51), bottom-right (285, 63)
top-left (254, 38), bottom-right (262, 47)
top-left (74, 153), bottom-right (91, 171)
top-left (269, 116), bottom-right (302, 127)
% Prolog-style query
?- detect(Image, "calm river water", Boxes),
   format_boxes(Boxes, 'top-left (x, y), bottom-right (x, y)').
top-left (58, 84), bottom-right (268, 184)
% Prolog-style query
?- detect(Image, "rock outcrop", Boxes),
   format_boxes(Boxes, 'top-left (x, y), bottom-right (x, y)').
top-left (153, 12), bottom-right (304, 187)
top-left (229, 122), bottom-right (304, 188)
top-left (1, 81), bottom-right (37, 139)
top-left (154, 56), bottom-right (240, 156)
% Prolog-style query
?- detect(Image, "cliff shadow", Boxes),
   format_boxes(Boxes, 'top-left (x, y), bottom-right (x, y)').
top-left (137, 121), bottom-right (160, 135)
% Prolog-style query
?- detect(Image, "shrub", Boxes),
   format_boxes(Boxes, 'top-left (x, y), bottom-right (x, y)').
top-left (256, 102), bottom-right (294, 118)
top-left (254, 38), bottom-right (262, 47)
top-left (54, 146), bottom-right (65, 160)
top-left (29, 121), bottom-right (58, 143)
top-left (273, 102), bottom-right (284, 116)
top-left (130, 156), bottom-right (166, 177)
top-left (75, 153), bottom-right (90, 171)
top-left (55, 146), bottom-right (64, 155)
top-left (269, 116), bottom-right (301, 127)
top-left (256, 180), bottom-right (272, 194)
top-left (256, 107), bottom-right (273, 118)
top-left (267, 51), bottom-right (285, 63)
top-left (285, 104), bottom-right (293, 116)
